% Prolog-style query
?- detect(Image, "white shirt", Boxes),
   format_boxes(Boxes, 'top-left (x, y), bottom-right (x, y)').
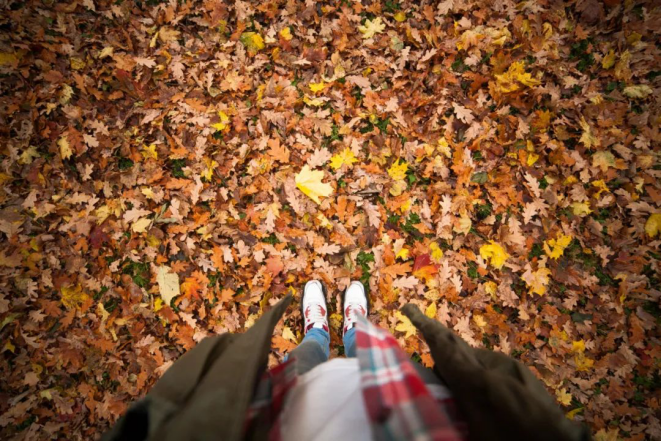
top-left (280, 358), bottom-right (371, 441)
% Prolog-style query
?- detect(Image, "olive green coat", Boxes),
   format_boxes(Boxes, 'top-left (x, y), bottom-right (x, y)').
top-left (104, 295), bottom-right (590, 441)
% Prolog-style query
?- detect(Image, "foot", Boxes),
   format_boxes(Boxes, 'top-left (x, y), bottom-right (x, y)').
top-left (343, 281), bottom-right (368, 335)
top-left (302, 280), bottom-right (329, 333)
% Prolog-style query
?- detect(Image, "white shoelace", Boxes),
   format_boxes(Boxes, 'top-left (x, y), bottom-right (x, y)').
top-left (306, 304), bottom-right (326, 326)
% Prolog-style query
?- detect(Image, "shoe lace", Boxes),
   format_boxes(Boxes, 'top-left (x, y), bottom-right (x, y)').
top-left (306, 304), bottom-right (326, 324)
top-left (345, 303), bottom-right (365, 328)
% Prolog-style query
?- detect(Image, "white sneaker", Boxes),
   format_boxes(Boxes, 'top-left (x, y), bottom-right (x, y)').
top-left (302, 280), bottom-right (329, 333)
top-left (343, 281), bottom-right (368, 335)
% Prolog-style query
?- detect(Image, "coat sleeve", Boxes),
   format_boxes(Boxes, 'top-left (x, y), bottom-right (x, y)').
top-left (102, 334), bottom-right (236, 441)
top-left (401, 304), bottom-right (591, 441)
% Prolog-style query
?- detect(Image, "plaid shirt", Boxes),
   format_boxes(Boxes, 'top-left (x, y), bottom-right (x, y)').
top-left (245, 316), bottom-right (467, 440)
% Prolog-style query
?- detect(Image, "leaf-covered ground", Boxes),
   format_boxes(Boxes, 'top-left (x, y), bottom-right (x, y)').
top-left (0, 0), bottom-right (660, 438)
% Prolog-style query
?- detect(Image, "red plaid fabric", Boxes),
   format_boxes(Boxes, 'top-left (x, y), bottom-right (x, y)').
top-left (244, 317), bottom-right (466, 440)
top-left (355, 315), bottom-right (466, 440)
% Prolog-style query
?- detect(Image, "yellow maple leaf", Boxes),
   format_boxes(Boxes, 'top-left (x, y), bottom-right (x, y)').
top-left (58, 136), bottom-right (72, 160)
top-left (574, 353), bottom-right (594, 371)
top-left (358, 17), bottom-right (386, 39)
top-left (473, 314), bottom-right (487, 328)
top-left (429, 242), bottom-right (443, 263)
top-left (479, 241), bottom-right (509, 269)
top-left (395, 247), bottom-right (409, 260)
top-left (623, 84), bottom-right (653, 99)
top-left (201, 157), bottom-right (218, 181)
top-left (645, 213), bottom-right (661, 237)
top-left (0, 52), bottom-right (18, 65)
top-left (61, 284), bottom-right (90, 310)
top-left (579, 118), bottom-right (600, 148)
top-left (602, 49), bottom-right (616, 69)
top-left (571, 340), bottom-right (585, 353)
top-left (437, 138), bottom-right (451, 158)
top-left (329, 147), bottom-right (357, 170)
top-left (132, 217), bottom-right (152, 233)
top-left (494, 61), bottom-right (540, 93)
top-left (523, 267), bottom-right (551, 296)
top-left (592, 151), bottom-right (615, 172)
top-left (240, 32), bottom-right (265, 52)
top-left (211, 110), bottom-right (230, 131)
top-left (484, 281), bottom-right (497, 297)
top-left (394, 311), bottom-right (417, 338)
top-left (556, 388), bottom-right (572, 406)
top-left (544, 233), bottom-right (573, 260)
top-left (387, 159), bottom-right (408, 180)
top-left (279, 27), bottom-right (292, 41)
top-left (295, 165), bottom-right (333, 204)
top-left (70, 57), bottom-right (86, 70)
top-left (571, 201), bottom-right (592, 217)
top-left (156, 265), bottom-right (180, 305)
top-left (141, 144), bottom-right (158, 160)
top-left (394, 11), bottom-right (407, 22)
top-left (309, 81), bottom-right (326, 93)
top-left (425, 302), bottom-right (437, 319)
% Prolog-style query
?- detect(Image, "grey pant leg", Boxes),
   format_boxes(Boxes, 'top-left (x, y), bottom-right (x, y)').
top-left (288, 340), bottom-right (328, 375)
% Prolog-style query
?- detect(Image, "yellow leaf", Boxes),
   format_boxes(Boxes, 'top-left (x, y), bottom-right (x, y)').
top-left (389, 179), bottom-right (407, 197)
top-left (154, 297), bottom-right (164, 312)
top-left (473, 314), bottom-right (487, 328)
top-left (429, 242), bottom-right (443, 263)
top-left (437, 138), bottom-right (451, 158)
top-left (494, 61), bottom-right (540, 93)
top-left (131, 217), bottom-right (152, 233)
top-left (623, 84), bottom-right (653, 99)
top-left (454, 215), bottom-right (472, 235)
top-left (279, 27), bottom-right (292, 41)
top-left (393, 11), bottom-right (407, 22)
top-left (240, 32), bottom-right (265, 52)
top-left (484, 281), bottom-right (497, 297)
top-left (556, 388), bottom-right (573, 406)
top-left (388, 159), bottom-right (408, 180)
top-left (201, 157), bottom-right (218, 181)
top-left (295, 165), bottom-right (333, 204)
top-left (61, 284), bottom-right (90, 310)
top-left (571, 202), bottom-right (592, 217)
top-left (544, 233), bottom-right (572, 260)
top-left (592, 151), bottom-right (615, 172)
top-left (395, 248), bottom-right (409, 261)
top-left (156, 265), bottom-right (180, 305)
top-left (425, 302), bottom-right (437, 318)
top-left (394, 311), bottom-right (417, 339)
top-left (0, 52), bottom-right (18, 65)
top-left (58, 136), bottom-right (72, 160)
top-left (70, 57), bottom-right (86, 70)
top-left (309, 81), bottom-right (326, 93)
top-left (141, 144), bottom-right (158, 160)
top-left (282, 326), bottom-right (297, 342)
top-left (565, 407), bottom-right (583, 419)
top-left (591, 179), bottom-right (610, 198)
top-left (645, 213), bottom-right (660, 237)
top-left (211, 110), bottom-right (230, 131)
top-left (527, 152), bottom-right (539, 166)
top-left (602, 49), bottom-right (616, 69)
top-left (358, 17), bottom-right (386, 39)
top-left (303, 96), bottom-right (324, 107)
top-left (522, 267), bottom-right (551, 296)
top-left (579, 117), bottom-right (600, 148)
top-left (572, 340), bottom-right (585, 353)
top-left (329, 147), bottom-right (357, 170)
top-left (574, 353), bottom-right (594, 371)
top-left (479, 241), bottom-right (509, 269)
top-left (3, 340), bottom-right (15, 354)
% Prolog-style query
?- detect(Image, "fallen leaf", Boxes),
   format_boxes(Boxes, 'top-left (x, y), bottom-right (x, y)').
top-left (295, 165), bottom-right (333, 204)
top-left (156, 266), bottom-right (180, 306)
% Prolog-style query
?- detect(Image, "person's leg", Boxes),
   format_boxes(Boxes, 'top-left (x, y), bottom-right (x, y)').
top-left (342, 281), bottom-right (368, 358)
top-left (288, 328), bottom-right (329, 374)
top-left (343, 326), bottom-right (357, 358)
top-left (287, 280), bottom-right (330, 375)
